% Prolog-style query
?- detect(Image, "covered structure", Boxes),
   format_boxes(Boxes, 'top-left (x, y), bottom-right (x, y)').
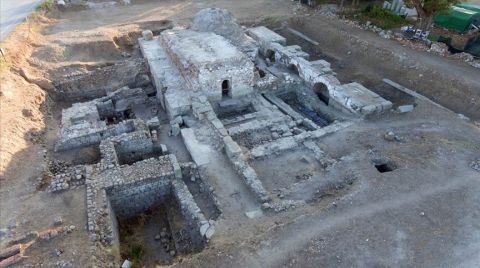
top-left (160, 29), bottom-right (255, 100)
top-left (434, 6), bottom-right (480, 32)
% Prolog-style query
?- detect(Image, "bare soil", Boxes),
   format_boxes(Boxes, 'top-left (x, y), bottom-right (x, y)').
top-left (273, 17), bottom-right (480, 120)
top-left (1, 1), bottom-right (479, 267)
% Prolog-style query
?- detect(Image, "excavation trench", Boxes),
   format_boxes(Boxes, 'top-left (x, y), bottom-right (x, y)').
top-left (278, 91), bottom-right (334, 127)
top-left (106, 176), bottom-right (215, 266)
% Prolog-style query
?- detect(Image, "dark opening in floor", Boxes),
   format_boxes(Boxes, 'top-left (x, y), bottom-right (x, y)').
top-left (105, 109), bottom-right (136, 125)
top-left (116, 197), bottom-right (204, 266)
top-left (53, 145), bottom-right (101, 166)
top-left (265, 49), bottom-right (276, 63)
top-left (278, 92), bottom-right (333, 127)
top-left (222, 80), bottom-right (231, 98)
top-left (215, 100), bottom-right (256, 120)
top-left (372, 83), bottom-right (415, 108)
top-left (114, 141), bottom-right (165, 166)
top-left (181, 176), bottom-right (221, 220)
top-left (118, 204), bottom-right (176, 266)
top-left (256, 67), bottom-right (266, 78)
top-left (109, 183), bottom-right (208, 267)
top-left (375, 162), bottom-right (397, 173)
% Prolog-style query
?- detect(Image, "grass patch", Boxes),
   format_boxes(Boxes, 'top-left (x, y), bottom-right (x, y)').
top-left (428, 33), bottom-right (440, 42)
top-left (128, 244), bottom-right (145, 266)
top-left (36, 0), bottom-right (54, 12)
top-left (262, 15), bottom-right (285, 26)
top-left (315, 0), bottom-right (329, 5)
top-left (360, 4), bottom-right (408, 29)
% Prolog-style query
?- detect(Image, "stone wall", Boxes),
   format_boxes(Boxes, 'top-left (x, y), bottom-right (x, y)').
top-left (171, 179), bottom-right (208, 252)
top-left (55, 86), bottom-right (148, 151)
top-left (52, 59), bottom-right (149, 102)
top-left (107, 176), bottom-right (173, 219)
top-left (160, 30), bottom-right (255, 100)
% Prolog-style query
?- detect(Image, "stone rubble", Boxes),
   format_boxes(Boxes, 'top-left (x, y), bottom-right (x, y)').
top-left (470, 159), bottom-right (480, 172)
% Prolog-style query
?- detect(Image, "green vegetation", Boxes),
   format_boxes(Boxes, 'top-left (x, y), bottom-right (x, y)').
top-left (123, 243), bottom-right (144, 268)
top-left (262, 15), bottom-right (286, 26)
top-left (427, 33), bottom-right (440, 42)
top-left (36, 0), bottom-right (54, 12)
top-left (405, 0), bottom-right (462, 30)
top-left (315, 0), bottom-right (329, 5)
top-left (361, 4), bottom-right (409, 29)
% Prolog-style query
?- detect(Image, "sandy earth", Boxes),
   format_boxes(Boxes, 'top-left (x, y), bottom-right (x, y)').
top-left (0, 0), bottom-right (479, 267)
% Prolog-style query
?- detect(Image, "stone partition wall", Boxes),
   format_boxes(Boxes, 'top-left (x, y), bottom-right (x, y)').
top-left (171, 179), bottom-right (208, 252)
top-left (106, 176), bottom-right (173, 219)
top-left (52, 59), bottom-right (149, 102)
top-left (56, 104), bottom-right (146, 151)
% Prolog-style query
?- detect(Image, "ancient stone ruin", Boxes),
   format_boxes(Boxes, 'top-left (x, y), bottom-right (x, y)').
top-left (48, 7), bottom-right (393, 266)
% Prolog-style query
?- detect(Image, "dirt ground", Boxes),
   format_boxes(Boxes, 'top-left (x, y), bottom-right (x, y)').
top-left (0, 0), bottom-right (479, 267)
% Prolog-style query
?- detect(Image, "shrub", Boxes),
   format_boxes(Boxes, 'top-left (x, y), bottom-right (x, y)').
top-left (362, 4), bottom-right (407, 29)
top-left (37, 0), bottom-right (54, 12)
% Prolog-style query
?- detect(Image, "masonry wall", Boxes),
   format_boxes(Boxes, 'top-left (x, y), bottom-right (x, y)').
top-left (197, 60), bottom-right (255, 100)
top-left (114, 136), bottom-right (153, 162)
top-left (106, 176), bottom-right (173, 219)
top-left (52, 59), bottom-right (149, 102)
top-left (106, 197), bottom-right (121, 257)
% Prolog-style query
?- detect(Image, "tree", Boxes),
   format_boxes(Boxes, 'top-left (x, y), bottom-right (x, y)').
top-left (405, 0), bottom-right (463, 30)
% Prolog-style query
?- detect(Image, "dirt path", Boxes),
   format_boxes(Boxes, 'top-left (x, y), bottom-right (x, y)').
top-left (250, 171), bottom-right (479, 267)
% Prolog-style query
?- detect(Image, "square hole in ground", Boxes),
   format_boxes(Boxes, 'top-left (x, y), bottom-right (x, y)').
top-left (278, 91), bottom-right (333, 127)
top-left (373, 160), bottom-right (397, 173)
top-left (214, 99), bottom-right (256, 121)
top-left (53, 145), bottom-right (101, 166)
top-left (114, 138), bottom-right (165, 166)
top-left (107, 181), bottom-right (205, 266)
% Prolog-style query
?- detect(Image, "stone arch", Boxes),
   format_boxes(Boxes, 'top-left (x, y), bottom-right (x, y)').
top-left (314, 82), bottom-right (329, 105)
top-left (265, 49), bottom-right (276, 63)
top-left (222, 80), bottom-right (231, 98)
top-left (288, 64), bottom-right (299, 76)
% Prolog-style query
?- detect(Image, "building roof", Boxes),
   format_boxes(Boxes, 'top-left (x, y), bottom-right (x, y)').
top-left (434, 6), bottom-right (480, 32)
top-left (456, 3), bottom-right (480, 13)
top-left (162, 29), bottom-right (249, 68)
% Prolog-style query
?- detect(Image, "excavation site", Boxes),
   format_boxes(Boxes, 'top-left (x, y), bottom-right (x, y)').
top-left (1, 0), bottom-right (480, 267)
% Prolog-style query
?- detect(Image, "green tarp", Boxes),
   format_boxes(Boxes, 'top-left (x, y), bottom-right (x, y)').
top-left (456, 3), bottom-right (480, 13)
top-left (434, 6), bottom-right (480, 32)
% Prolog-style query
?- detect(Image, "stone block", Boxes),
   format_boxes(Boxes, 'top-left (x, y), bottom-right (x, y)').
top-left (181, 128), bottom-right (211, 166)
top-left (223, 136), bottom-right (242, 159)
top-left (397, 104), bottom-right (414, 113)
top-left (170, 123), bottom-right (181, 136)
top-left (245, 209), bottom-right (263, 219)
top-left (142, 30), bottom-right (153, 41)
top-left (165, 92), bottom-right (191, 119)
top-left (247, 26), bottom-right (287, 46)
top-left (331, 83), bottom-right (393, 116)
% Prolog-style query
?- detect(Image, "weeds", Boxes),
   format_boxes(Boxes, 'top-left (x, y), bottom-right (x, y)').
top-left (129, 244), bottom-right (144, 263)
top-left (361, 4), bottom-right (408, 29)
top-left (262, 15), bottom-right (285, 26)
top-left (37, 0), bottom-right (54, 12)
